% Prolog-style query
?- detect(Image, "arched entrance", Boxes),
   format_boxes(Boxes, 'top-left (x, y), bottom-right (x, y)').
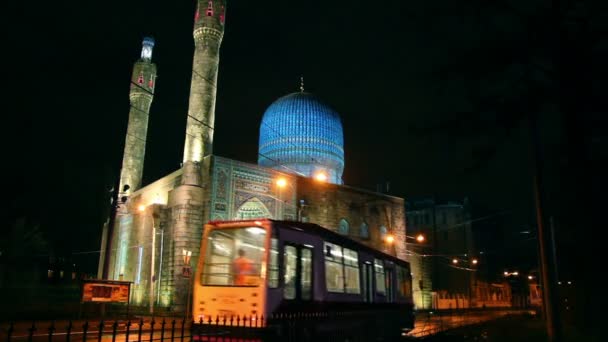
top-left (234, 197), bottom-right (272, 219)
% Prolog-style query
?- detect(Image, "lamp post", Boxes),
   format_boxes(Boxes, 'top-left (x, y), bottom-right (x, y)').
top-left (405, 233), bottom-right (427, 309)
top-left (183, 249), bottom-right (192, 321)
top-left (139, 204), bottom-right (158, 315)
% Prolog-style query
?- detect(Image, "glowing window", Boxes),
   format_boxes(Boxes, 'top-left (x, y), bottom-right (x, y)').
top-left (206, 1), bottom-right (214, 16)
top-left (324, 242), bottom-right (360, 294)
top-left (148, 77), bottom-right (154, 88)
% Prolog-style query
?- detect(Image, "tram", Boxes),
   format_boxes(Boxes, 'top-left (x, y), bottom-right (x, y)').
top-left (192, 219), bottom-right (415, 336)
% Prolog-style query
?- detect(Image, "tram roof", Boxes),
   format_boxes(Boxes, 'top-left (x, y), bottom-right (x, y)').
top-left (206, 219), bottom-right (409, 267)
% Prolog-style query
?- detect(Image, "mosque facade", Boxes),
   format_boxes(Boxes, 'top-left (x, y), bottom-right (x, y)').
top-left (100, 0), bottom-right (409, 311)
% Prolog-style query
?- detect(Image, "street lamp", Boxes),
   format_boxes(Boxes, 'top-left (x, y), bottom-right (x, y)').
top-left (472, 258), bottom-right (478, 265)
top-left (452, 258), bottom-right (459, 264)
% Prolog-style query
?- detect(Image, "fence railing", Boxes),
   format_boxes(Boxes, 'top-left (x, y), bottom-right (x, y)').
top-left (1, 310), bottom-right (414, 342)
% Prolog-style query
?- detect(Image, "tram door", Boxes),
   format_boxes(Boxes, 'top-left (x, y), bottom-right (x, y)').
top-left (386, 269), bottom-right (394, 302)
top-left (283, 244), bottom-right (313, 301)
top-left (362, 262), bottom-right (374, 303)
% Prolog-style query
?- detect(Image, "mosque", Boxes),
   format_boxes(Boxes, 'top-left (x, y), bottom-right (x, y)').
top-left (99, 0), bottom-right (409, 311)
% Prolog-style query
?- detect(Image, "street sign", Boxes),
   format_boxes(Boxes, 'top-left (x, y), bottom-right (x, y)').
top-left (81, 280), bottom-right (131, 303)
top-left (182, 266), bottom-right (192, 278)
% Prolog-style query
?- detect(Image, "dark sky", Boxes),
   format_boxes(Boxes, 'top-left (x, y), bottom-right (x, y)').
top-left (4, 0), bottom-right (601, 279)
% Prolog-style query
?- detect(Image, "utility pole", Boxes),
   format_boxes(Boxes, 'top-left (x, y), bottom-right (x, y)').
top-left (530, 111), bottom-right (561, 342)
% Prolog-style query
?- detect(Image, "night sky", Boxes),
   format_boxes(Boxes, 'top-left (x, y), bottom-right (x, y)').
top-left (3, 0), bottom-right (604, 288)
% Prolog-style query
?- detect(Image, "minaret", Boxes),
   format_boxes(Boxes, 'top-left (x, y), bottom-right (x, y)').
top-left (167, 1), bottom-right (226, 312)
top-left (119, 37), bottom-right (157, 199)
top-left (99, 37), bottom-right (157, 280)
top-left (182, 0), bottom-right (226, 164)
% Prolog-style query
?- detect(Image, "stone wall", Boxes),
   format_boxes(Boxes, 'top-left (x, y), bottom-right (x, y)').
top-left (297, 177), bottom-right (407, 260)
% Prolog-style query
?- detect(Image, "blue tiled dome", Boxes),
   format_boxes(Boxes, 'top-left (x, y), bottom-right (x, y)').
top-left (258, 92), bottom-right (344, 184)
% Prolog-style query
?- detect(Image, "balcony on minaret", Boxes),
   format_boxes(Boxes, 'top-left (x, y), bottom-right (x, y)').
top-left (141, 37), bottom-right (155, 61)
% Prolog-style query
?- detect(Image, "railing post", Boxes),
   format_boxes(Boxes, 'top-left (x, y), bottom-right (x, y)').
top-left (27, 321), bottom-right (36, 342)
top-left (111, 321), bottom-right (118, 342)
top-left (149, 319), bottom-right (155, 342)
top-left (170, 320), bottom-right (176, 342)
top-left (65, 321), bottom-right (72, 342)
top-left (7, 322), bottom-right (14, 342)
top-left (137, 319), bottom-right (143, 342)
top-left (97, 320), bottom-right (104, 342)
top-left (82, 321), bottom-right (89, 342)
top-left (179, 318), bottom-right (185, 342)
top-left (160, 319), bottom-right (166, 342)
top-left (48, 321), bottom-right (55, 342)
top-left (125, 320), bottom-right (131, 342)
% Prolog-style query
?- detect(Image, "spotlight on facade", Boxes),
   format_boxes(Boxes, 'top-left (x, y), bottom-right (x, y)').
top-left (452, 258), bottom-right (458, 264)
top-left (385, 234), bottom-right (395, 244)
top-left (314, 172), bottom-right (327, 182)
top-left (138, 204), bottom-right (146, 212)
top-left (276, 178), bottom-right (287, 188)
top-left (416, 234), bottom-right (425, 242)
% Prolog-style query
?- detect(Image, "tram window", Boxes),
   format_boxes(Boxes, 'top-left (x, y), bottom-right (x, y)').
top-left (268, 238), bottom-right (279, 288)
top-left (201, 227), bottom-right (266, 286)
top-left (284, 245), bottom-right (297, 299)
top-left (374, 259), bottom-right (386, 295)
top-left (324, 242), bottom-right (345, 292)
top-left (344, 248), bottom-right (360, 294)
top-left (396, 265), bottom-right (412, 297)
top-left (301, 248), bottom-right (312, 300)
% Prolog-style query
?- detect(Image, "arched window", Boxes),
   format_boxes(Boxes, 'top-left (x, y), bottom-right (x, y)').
top-left (206, 1), bottom-right (214, 16)
top-left (360, 222), bottom-right (369, 239)
top-left (137, 73), bottom-right (144, 85)
top-left (380, 225), bottom-right (388, 240)
top-left (338, 218), bottom-right (349, 235)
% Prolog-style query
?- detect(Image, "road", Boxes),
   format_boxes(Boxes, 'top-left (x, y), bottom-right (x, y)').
top-left (407, 309), bottom-right (536, 338)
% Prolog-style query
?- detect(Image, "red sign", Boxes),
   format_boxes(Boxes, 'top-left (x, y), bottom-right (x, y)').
top-left (81, 280), bottom-right (131, 303)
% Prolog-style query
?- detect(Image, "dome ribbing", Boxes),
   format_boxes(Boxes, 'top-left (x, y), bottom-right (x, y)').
top-left (258, 92), bottom-right (344, 184)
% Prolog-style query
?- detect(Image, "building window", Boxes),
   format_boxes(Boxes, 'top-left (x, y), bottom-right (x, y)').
top-left (360, 222), bottom-right (369, 239)
top-left (338, 218), bottom-right (349, 235)
top-left (137, 73), bottom-right (144, 85)
top-left (379, 225), bottom-right (387, 241)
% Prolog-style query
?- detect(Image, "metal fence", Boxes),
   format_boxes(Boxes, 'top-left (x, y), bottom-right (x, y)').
top-left (1, 311), bottom-right (412, 342)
